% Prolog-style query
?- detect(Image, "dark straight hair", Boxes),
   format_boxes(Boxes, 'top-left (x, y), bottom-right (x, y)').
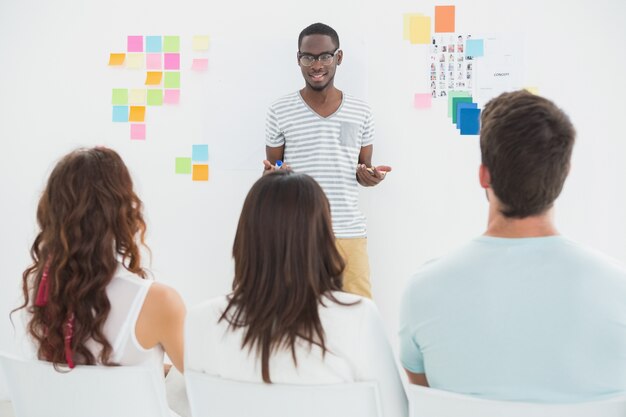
top-left (480, 90), bottom-right (576, 218)
top-left (221, 170), bottom-right (348, 383)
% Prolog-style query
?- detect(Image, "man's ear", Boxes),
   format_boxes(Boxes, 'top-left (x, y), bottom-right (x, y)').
top-left (479, 164), bottom-right (491, 189)
top-left (336, 50), bottom-right (343, 65)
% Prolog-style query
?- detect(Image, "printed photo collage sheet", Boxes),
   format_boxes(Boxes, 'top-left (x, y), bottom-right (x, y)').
top-left (430, 33), bottom-right (474, 99)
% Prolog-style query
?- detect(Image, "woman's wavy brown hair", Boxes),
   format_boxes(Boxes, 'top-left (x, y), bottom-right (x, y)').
top-left (221, 170), bottom-right (351, 383)
top-left (13, 147), bottom-right (147, 367)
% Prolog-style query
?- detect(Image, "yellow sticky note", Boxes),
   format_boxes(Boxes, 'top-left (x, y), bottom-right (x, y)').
top-left (193, 35), bottom-right (210, 51)
top-left (129, 106), bottom-right (146, 122)
top-left (192, 164), bottom-right (209, 181)
top-left (109, 53), bottom-right (125, 66)
top-left (409, 15), bottom-right (431, 45)
top-left (145, 71), bottom-right (162, 85)
top-left (129, 89), bottom-right (146, 105)
top-left (524, 86), bottom-right (540, 95)
top-left (126, 53), bottom-right (144, 69)
top-left (403, 13), bottom-right (422, 41)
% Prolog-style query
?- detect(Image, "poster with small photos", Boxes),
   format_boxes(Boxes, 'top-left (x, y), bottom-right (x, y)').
top-left (429, 34), bottom-right (474, 99)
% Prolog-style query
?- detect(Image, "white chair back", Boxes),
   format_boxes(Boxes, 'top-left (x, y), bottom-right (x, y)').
top-left (0, 351), bottom-right (171, 417)
top-left (185, 370), bottom-right (382, 417)
top-left (408, 384), bottom-right (626, 417)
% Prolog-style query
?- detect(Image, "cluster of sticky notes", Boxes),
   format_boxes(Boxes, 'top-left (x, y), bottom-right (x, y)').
top-left (191, 35), bottom-right (210, 72)
top-left (176, 144), bottom-right (209, 181)
top-left (403, 5), bottom-right (455, 44)
top-left (448, 91), bottom-right (480, 135)
top-left (109, 35), bottom-right (183, 139)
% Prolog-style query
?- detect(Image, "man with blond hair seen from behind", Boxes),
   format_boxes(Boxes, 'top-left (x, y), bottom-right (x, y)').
top-left (399, 90), bottom-right (626, 401)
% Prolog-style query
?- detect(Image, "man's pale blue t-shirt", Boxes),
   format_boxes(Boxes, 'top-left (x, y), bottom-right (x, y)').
top-left (399, 236), bottom-right (626, 402)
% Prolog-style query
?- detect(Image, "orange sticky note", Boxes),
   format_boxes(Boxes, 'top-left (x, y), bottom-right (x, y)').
top-left (145, 71), bottom-right (162, 85)
top-left (192, 164), bottom-right (209, 181)
top-left (129, 106), bottom-right (146, 122)
top-left (435, 5), bottom-right (455, 33)
top-left (409, 15), bottom-right (431, 44)
top-left (109, 53), bottom-right (125, 66)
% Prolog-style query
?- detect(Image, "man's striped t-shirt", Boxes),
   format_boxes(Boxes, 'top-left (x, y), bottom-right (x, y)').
top-left (265, 91), bottom-right (374, 239)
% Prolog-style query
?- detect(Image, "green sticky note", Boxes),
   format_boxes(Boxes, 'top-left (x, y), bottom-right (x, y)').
top-left (164, 72), bottom-right (180, 88)
top-left (452, 97), bottom-right (473, 124)
top-left (175, 157), bottom-right (192, 174)
top-left (112, 88), bottom-right (128, 105)
top-left (147, 89), bottom-right (163, 106)
top-left (448, 90), bottom-right (472, 117)
top-left (163, 36), bottom-right (180, 52)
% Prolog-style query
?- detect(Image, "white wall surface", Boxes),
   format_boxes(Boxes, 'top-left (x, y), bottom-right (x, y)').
top-left (1, 0), bottom-right (625, 399)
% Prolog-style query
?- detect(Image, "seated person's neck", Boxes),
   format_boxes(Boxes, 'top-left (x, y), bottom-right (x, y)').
top-left (485, 208), bottom-right (558, 238)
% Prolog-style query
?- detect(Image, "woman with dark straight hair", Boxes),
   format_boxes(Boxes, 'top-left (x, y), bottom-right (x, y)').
top-left (13, 147), bottom-right (187, 412)
top-left (185, 170), bottom-right (407, 417)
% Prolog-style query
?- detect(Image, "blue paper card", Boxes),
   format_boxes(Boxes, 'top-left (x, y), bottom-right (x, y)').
top-left (112, 106), bottom-right (129, 122)
top-left (192, 144), bottom-right (209, 161)
top-left (146, 36), bottom-right (162, 53)
top-left (456, 102), bottom-right (478, 129)
top-left (460, 108), bottom-right (481, 135)
top-left (466, 39), bottom-right (484, 57)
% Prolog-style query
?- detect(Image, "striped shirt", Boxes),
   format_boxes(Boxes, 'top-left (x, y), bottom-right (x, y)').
top-left (266, 91), bottom-right (374, 238)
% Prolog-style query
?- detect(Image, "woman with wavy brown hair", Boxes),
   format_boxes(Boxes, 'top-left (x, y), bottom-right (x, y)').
top-left (185, 170), bottom-right (407, 417)
top-left (14, 147), bottom-right (185, 379)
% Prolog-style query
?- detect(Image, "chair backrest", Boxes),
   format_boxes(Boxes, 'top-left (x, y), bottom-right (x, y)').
top-left (0, 351), bottom-right (171, 417)
top-left (408, 384), bottom-right (626, 417)
top-left (185, 370), bottom-right (383, 417)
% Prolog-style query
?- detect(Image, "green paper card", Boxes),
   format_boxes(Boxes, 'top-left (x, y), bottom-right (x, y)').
top-left (147, 89), bottom-right (163, 106)
top-left (112, 88), bottom-right (128, 105)
top-left (175, 157), bottom-right (192, 174)
top-left (452, 97), bottom-right (473, 124)
top-left (448, 91), bottom-right (472, 117)
top-left (163, 36), bottom-right (180, 52)
top-left (164, 72), bottom-right (180, 88)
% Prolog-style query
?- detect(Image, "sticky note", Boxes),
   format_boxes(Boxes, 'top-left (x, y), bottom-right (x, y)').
top-left (163, 36), bottom-right (180, 52)
top-left (164, 89), bottom-right (180, 104)
top-left (193, 35), bottom-right (210, 51)
top-left (147, 89), bottom-right (163, 106)
top-left (164, 72), bottom-right (180, 88)
top-left (175, 157), bottom-right (192, 174)
top-left (447, 91), bottom-right (472, 117)
top-left (112, 88), bottom-right (128, 105)
top-left (192, 164), bottom-right (209, 181)
top-left (191, 58), bottom-right (208, 71)
top-left (466, 39), bottom-right (484, 57)
top-left (130, 124), bottom-right (146, 140)
top-left (112, 106), bottom-right (129, 122)
top-left (109, 53), bottom-right (125, 66)
top-left (145, 36), bottom-right (162, 53)
top-left (456, 102), bottom-right (478, 128)
top-left (146, 53), bottom-right (162, 70)
top-left (126, 53), bottom-right (144, 69)
top-left (460, 108), bottom-right (481, 135)
top-left (409, 15), bottom-right (430, 44)
top-left (192, 144), bottom-right (209, 161)
top-left (164, 53), bottom-right (180, 70)
top-left (127, 36), bottom-right (143, 52)
top-left (403, 13), bottom-right (422, 41)
top-left (413, 93), bottom-right (432, 109)
top-left (435, 6), bottom-right (455, 33)
top-left (451, 97), bottom-right (473, 124)
top-left (524, 86), bottom-right (539, 95)
top-left (129, 89), bottom-right (146, 105)
top-left (145, 71), bottom-right (162, 85)
top-left (129, 106), bottom-right (146, 122)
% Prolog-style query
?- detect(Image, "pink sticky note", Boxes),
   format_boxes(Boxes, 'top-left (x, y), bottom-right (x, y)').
top-left (127, 36), bottom-right (143, 52)
top-left (414, 93), bottom-right (432, 109)
top-left (130, 123), bottom-right (146, 140)
top-left (146, 53), bottom-right (162, 70)
top-left (164, 53), bottom-right (180, 70)
top-left (191, 58), bottom-right (209, 71)
top-left (164, 89), bottom-right (180, 104)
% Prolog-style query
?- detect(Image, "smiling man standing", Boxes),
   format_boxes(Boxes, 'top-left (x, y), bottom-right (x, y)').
top-left (263, 23), bottom-right (390, 299)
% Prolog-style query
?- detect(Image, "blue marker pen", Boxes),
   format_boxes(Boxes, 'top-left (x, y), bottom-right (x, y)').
top-left (275, 160), bottom-right (283, 170)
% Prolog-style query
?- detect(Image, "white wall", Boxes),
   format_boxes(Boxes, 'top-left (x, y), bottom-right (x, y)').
top-left (1, 0), bottom-right (625, 398)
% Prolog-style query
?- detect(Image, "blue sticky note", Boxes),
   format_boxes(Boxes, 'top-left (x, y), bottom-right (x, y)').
top-left (192, 144), bottom-right (209, 161)
top-left (456, 102), bottom-right (478, 129)
top-left (466, 39), bottom-right (484, 57)
top-left (146, 36), bottom-right (162, 53)
top-left (460, 108), bottom-right (481, 135)
top-left (112, 106), bottom-right (129, 122)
